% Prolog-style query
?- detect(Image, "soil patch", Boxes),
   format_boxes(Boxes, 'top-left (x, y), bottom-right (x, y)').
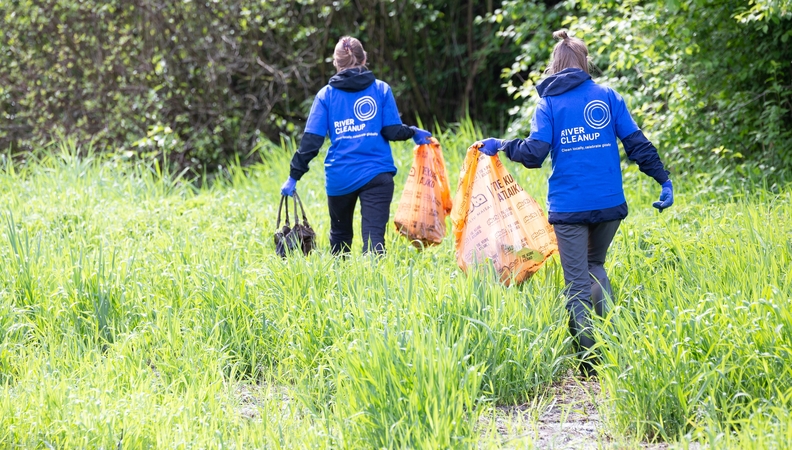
top-left (486, 372), bottom-right (698, 449)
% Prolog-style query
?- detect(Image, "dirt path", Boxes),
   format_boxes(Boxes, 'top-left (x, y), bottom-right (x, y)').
top-left (526, 376), bottom-right (605, 449)
top-left (481, 374), bottom-right (606, 449)
top-left (237, 376), bottom-right (697, 449)
top-left (484, 373), bottom-right (690, 449)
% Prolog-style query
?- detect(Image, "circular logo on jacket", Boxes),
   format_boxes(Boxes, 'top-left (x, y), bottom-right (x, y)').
top-left (583, 100), bottom-right (610, 129)
top-left (353, 96), bottom-right (377, 121)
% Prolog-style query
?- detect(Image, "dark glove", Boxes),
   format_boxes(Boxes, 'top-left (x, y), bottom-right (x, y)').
top-left (478, 138), bottom-right (503, 156)
top-left (281, 176), bottom-right (297, 197)
top-left (410, 126), bottom-right (432, 145)
top-left (652, 180), bottom-right (673, 212)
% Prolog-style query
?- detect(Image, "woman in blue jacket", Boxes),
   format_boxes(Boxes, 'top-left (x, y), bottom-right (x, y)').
top-left (477, 30), bottom-right (674, 377)
top-left (281, 36), bottom-right (431, 255)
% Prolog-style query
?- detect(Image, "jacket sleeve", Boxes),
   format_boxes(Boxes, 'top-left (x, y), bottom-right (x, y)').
top-left (381, 124), bottom-right (416, 141)
top-left (620, 130), bottom-right (670, 184)
top-left (502, 138), bottom-right (551, 169)
top-left (289, 132), bottom-right (325, 180)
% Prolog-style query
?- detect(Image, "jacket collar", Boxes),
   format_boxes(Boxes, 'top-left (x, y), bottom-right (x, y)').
top-left (329, 68), bottom-right (376, 92)
top-left (536, 68), bottom-right (592, 97)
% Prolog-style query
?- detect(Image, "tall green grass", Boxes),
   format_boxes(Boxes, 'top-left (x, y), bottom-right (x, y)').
top-left (597, 189), bottom-right (792, 443)
top-left (0, 129), bottom-right (790, 448)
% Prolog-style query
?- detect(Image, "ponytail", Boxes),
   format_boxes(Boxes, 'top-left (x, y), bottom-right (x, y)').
top-left (333, 36), bottom-right (367, 72)
top-left (552, 30), bottom-right (570, 41)
top-left (547, 29), bottom-right (589, 74)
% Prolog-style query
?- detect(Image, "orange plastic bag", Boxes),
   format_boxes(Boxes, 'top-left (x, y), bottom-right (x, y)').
top-left (450, 144), bottom-right (557, 286)
top-left (394, 138), bottom-right (453, 247)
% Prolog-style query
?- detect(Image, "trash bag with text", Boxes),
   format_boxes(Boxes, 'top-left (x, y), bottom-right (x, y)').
top-left (394, 137), bottom-right (453, 248)
top-left (450, 143), bottom-right (557, 286)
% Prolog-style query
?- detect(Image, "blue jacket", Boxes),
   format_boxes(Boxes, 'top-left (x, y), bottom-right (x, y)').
top-left (501, 68), bottom-right (669, 224)
top-left (289, 68), bottom-right (415, 196)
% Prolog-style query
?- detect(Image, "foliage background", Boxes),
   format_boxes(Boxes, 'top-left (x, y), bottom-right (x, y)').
top-left (502, 0), bottom-right (792, 177)
top-left (1, 0), bottom-right (791, 173)
top-left (0, 0), bottom-right (517, 168)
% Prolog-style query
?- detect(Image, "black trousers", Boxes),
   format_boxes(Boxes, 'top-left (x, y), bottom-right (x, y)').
top-left (553, 220), bottom-right (621, 374)
top-left (327, 172), bottom-right (394, 255)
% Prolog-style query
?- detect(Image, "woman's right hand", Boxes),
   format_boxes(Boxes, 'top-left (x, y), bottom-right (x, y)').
top-left (410, 126), bottom-right (432, 145)
top-left (652, 180), bottom-right (673, 212)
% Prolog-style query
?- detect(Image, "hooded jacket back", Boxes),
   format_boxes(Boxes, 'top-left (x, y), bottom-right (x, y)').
top-left (303, 68), bottom-right (402, 196)
top-left (531, 68), bottom-right (640, 213)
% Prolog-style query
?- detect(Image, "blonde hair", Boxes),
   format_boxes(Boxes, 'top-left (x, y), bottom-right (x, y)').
top-left (547, 29), bottom-right (589, 74)
top-left (333, 36), bottom-right (367, 72)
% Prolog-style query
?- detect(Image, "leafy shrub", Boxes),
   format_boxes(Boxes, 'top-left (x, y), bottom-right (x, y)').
top-left (497, 0), bottom-right (792, 174)
top-left (0, 0), bottom-right (519, 170)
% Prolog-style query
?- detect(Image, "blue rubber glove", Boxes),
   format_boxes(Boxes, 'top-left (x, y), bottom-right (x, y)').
top-left (410, 126), bottom-right (432, 145)
top-left (652, 180), bottom-right (673, 212)
top-left (478, 138), bottom-right (503, 156)
top-left (281, 176), bottom-right (297, 197)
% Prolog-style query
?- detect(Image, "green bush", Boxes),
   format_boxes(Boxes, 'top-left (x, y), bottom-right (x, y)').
top-left (497, 0), bottom-right (792, 174)
top-left (0, 0), bottom-right (343, 167)
top-left (0, 0), bottom-right (519, 170)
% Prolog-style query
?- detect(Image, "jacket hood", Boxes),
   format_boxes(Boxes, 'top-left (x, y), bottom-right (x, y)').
top-left (536, 68), bottom-right (592, 97)
top-left (329, 68), bottom-right (376, 92)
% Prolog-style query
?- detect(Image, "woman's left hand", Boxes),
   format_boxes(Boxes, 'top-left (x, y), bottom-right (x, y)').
top-left (281, 177), bottom-right (297, 197)
top-left (477, 138), bottom-right (502, 156)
